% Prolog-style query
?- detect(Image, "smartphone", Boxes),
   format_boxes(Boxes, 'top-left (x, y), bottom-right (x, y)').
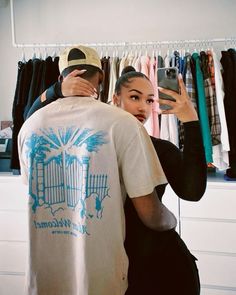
top-left (157, 67), bottom-right (179, 110)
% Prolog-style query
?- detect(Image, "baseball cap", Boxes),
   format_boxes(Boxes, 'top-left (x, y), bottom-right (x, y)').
top-left (58, 45), bottom-right (102, 74)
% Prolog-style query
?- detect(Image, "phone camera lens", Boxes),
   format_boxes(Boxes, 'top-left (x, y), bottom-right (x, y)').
top-left (166, 68), bottom-right (176, 79)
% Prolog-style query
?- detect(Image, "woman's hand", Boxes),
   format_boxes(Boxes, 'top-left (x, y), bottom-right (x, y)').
top-left (61, 69), bottom-right (98, 98)
top-left (158, 74), bottom-right (198, 123)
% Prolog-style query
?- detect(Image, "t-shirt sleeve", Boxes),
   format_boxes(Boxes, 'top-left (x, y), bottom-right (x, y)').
top-left (17, 129), bottom-right (28, 185)
top-left (118, 122), bottom-right (167, 198)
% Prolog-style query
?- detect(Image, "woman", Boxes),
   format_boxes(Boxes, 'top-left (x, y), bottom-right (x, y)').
top-left (26, 67), bottom-right (206, 295)
top-left (113, 67), bottom-right (206, 295)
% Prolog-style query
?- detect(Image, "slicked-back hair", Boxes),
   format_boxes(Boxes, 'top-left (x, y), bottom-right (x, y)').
top-left (115, 70), bottom-right (149, 95)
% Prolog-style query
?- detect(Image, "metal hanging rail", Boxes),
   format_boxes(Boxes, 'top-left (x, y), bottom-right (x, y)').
top-left (10, 0), bottom-right (236, 49)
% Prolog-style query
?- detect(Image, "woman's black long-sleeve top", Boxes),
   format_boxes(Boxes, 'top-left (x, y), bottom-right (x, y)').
top-left (124, 120), bottom-right (207, 261)
top-left (152, 120), bottom-right (207, 201)
top-left (124, 121), bottom-right (206, 295)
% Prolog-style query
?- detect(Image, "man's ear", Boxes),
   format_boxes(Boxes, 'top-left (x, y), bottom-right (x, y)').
top-left (99, 71), bottom-right (104, 84)
top-left (58, 74), bottom-right (63, 82)
top-left (112, 93), bottom-right (120, 106)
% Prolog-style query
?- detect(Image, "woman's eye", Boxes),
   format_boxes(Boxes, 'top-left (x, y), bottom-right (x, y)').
top-left (146, 99), bottom-right (154, 105)
top-left (130, 95), bottom-right (139, 101)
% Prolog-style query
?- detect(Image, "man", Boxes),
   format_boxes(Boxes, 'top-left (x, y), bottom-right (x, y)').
top-left (18, 45), bottom-right (176, 295)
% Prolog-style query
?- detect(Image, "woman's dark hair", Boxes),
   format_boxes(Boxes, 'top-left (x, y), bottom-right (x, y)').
top-left (115, 66), bottom-right (149, 95)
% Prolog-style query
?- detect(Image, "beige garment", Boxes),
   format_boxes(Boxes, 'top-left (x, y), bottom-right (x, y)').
top-left (108, 56), bottom-right (119, 104)
top-left (18, 96), bottom-right (167, 295)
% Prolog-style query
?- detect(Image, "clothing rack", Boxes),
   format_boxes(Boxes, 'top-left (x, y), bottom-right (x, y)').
top-left (10, 0), bottom-right (236, 49)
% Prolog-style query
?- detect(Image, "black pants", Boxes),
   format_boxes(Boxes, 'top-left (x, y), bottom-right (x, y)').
top-left (125, 200), bottom-right (200, 295)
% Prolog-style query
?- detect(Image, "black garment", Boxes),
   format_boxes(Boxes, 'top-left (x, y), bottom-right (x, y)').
top-left (125, 121), bottom-right (206, 295)
top-left (221, 49), bottom-right (236, 178)
top-left (11, 60), bottom-right (33, 169)
top-left (11, 56), bottom-right (59, 170)
top-left (25, 81), bottom-right (63, 120)
top-left (26, 84), bottom-right (206, 295)
top-left (153, 121), bottom-right (206, 201)
top-left (200, 51), bottom-right (210, 80)
top-left (100, 57), bottom-right (110, 103)
top-left (23, 58), bottom-right (44, 118)
top-left (157, 55), bottom-right (164, 68)
top-left (42, 56), bottom-right (60, 93)
top-left (125, 227), bottom-right (200, 295)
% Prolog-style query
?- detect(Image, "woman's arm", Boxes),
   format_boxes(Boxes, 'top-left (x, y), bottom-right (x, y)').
top-left (152, 122), bottom-right (206, 202)
top-left (25, 82), bottom-right (62, 119)
top-left (156, 75), bottom-right (207, 201)
top-left (25, 69), bottom-right (96, 119)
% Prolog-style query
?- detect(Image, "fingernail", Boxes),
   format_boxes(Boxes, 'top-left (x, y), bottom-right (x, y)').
top-left (80, 69), bottom-right (87, 72)
top-left (94, 88), bottom-right (97, 93)
top-left (179, 73), bottom-right (182, 79)
top-left (90, 94), bottom-right (97, 98)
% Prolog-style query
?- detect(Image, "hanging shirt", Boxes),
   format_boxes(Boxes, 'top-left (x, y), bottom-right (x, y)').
top-left (220, 48), bottom-right (236, 178)
top-left (160, 52), bottom-right (179, 147)
top-left (18, 96), bottom-right (167, 295)
top-left (149, 56), bottom-right (160, 138)
top-left (127, 53), bottom-right (135, 67)
top-left (107, 56), bottom-right (119, 104)
top-left (179, 53), bottom-right (198, 149)
top-left (210, 50), bottom-right (230, 170)
top-left (192, 52), bottom-right (213, 163)
top-left (11, 60), bottom-right (33, 170)
top-left (118, 54), bottom-right (129, 77)
top-left (100, 56), bottom-right (110, 103)
top-left (160, 114), bottom-right (179, 147)
top-left (132, 54), bottom-right (141, 72)
top-left (141, 55), bottom-right (154, 136)
top-left (200, 51), bottom-right (221, 146)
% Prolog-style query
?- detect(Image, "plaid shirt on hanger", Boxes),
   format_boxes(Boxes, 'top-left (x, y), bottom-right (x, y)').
top-left (203, 77), bottom-right (221, 145)
top-left (178, 53), bottom-right (198, 149)
top-left (200, 51), bottom-right (221, 146)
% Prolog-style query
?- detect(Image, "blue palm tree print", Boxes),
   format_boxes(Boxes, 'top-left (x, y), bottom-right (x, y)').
top-left (25, 126), bottom-right (110, 221)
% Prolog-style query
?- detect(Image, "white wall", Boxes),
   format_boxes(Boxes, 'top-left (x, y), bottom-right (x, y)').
top-left (0, 0), bottom-right (236, 121)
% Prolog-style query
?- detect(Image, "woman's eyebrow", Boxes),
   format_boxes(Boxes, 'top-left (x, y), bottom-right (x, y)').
top-left (128, 89), bottom-right (142, 94)
top-left (128, 89), bottom-right (154, 96)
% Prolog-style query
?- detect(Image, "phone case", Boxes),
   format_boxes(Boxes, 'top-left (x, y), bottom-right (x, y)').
top-left (157, 67), bottom-right (179, 110)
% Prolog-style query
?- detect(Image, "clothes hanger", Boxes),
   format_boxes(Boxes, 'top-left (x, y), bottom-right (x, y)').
top-left (134, 46), bottom-right (138, 59)
top-left (186, 40), bottom-right (190, 54)
top-left (38, 47), bottom-right (43, 60)
top-left (158, 42), bottom-right (162, 57)
top-left (151, 43), bottom-right (156, 59)
top-left (21, 46), bottom-right (26, 63)
top-left (145, 42), bottom-right (148, 57)
top-left (138, 45), bottom-right (142, 57)
top-left (44, 47), bottom-right (48, 59)
top-left (51, 47), bottom-right (58, 60)
top-left (181, 41), bottom-right (186, 57)
top-left (99, 44), bottom-right (105, 59)
top-left (32, 45), bottom-right (37, 59)
top-left (193, 41), bottom-right (198, 54)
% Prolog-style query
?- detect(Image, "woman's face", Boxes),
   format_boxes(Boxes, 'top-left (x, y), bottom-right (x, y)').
top-left (113, 77), bottom-right (154, 124)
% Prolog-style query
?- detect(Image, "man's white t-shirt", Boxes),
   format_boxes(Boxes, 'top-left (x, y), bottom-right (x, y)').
top-left (18, 96), bottom-right (167, 295)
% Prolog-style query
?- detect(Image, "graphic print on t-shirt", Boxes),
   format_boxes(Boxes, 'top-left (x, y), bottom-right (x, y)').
top-left (25, 126), bottom-right (110, 236)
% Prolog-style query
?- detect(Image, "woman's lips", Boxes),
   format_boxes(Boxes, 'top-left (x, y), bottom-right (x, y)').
top-left (135, 115), bottom-right (146, 123)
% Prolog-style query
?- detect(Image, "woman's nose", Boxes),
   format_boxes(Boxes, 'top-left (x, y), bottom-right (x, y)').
top-left (138, 102), bottom-right (147, 112)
